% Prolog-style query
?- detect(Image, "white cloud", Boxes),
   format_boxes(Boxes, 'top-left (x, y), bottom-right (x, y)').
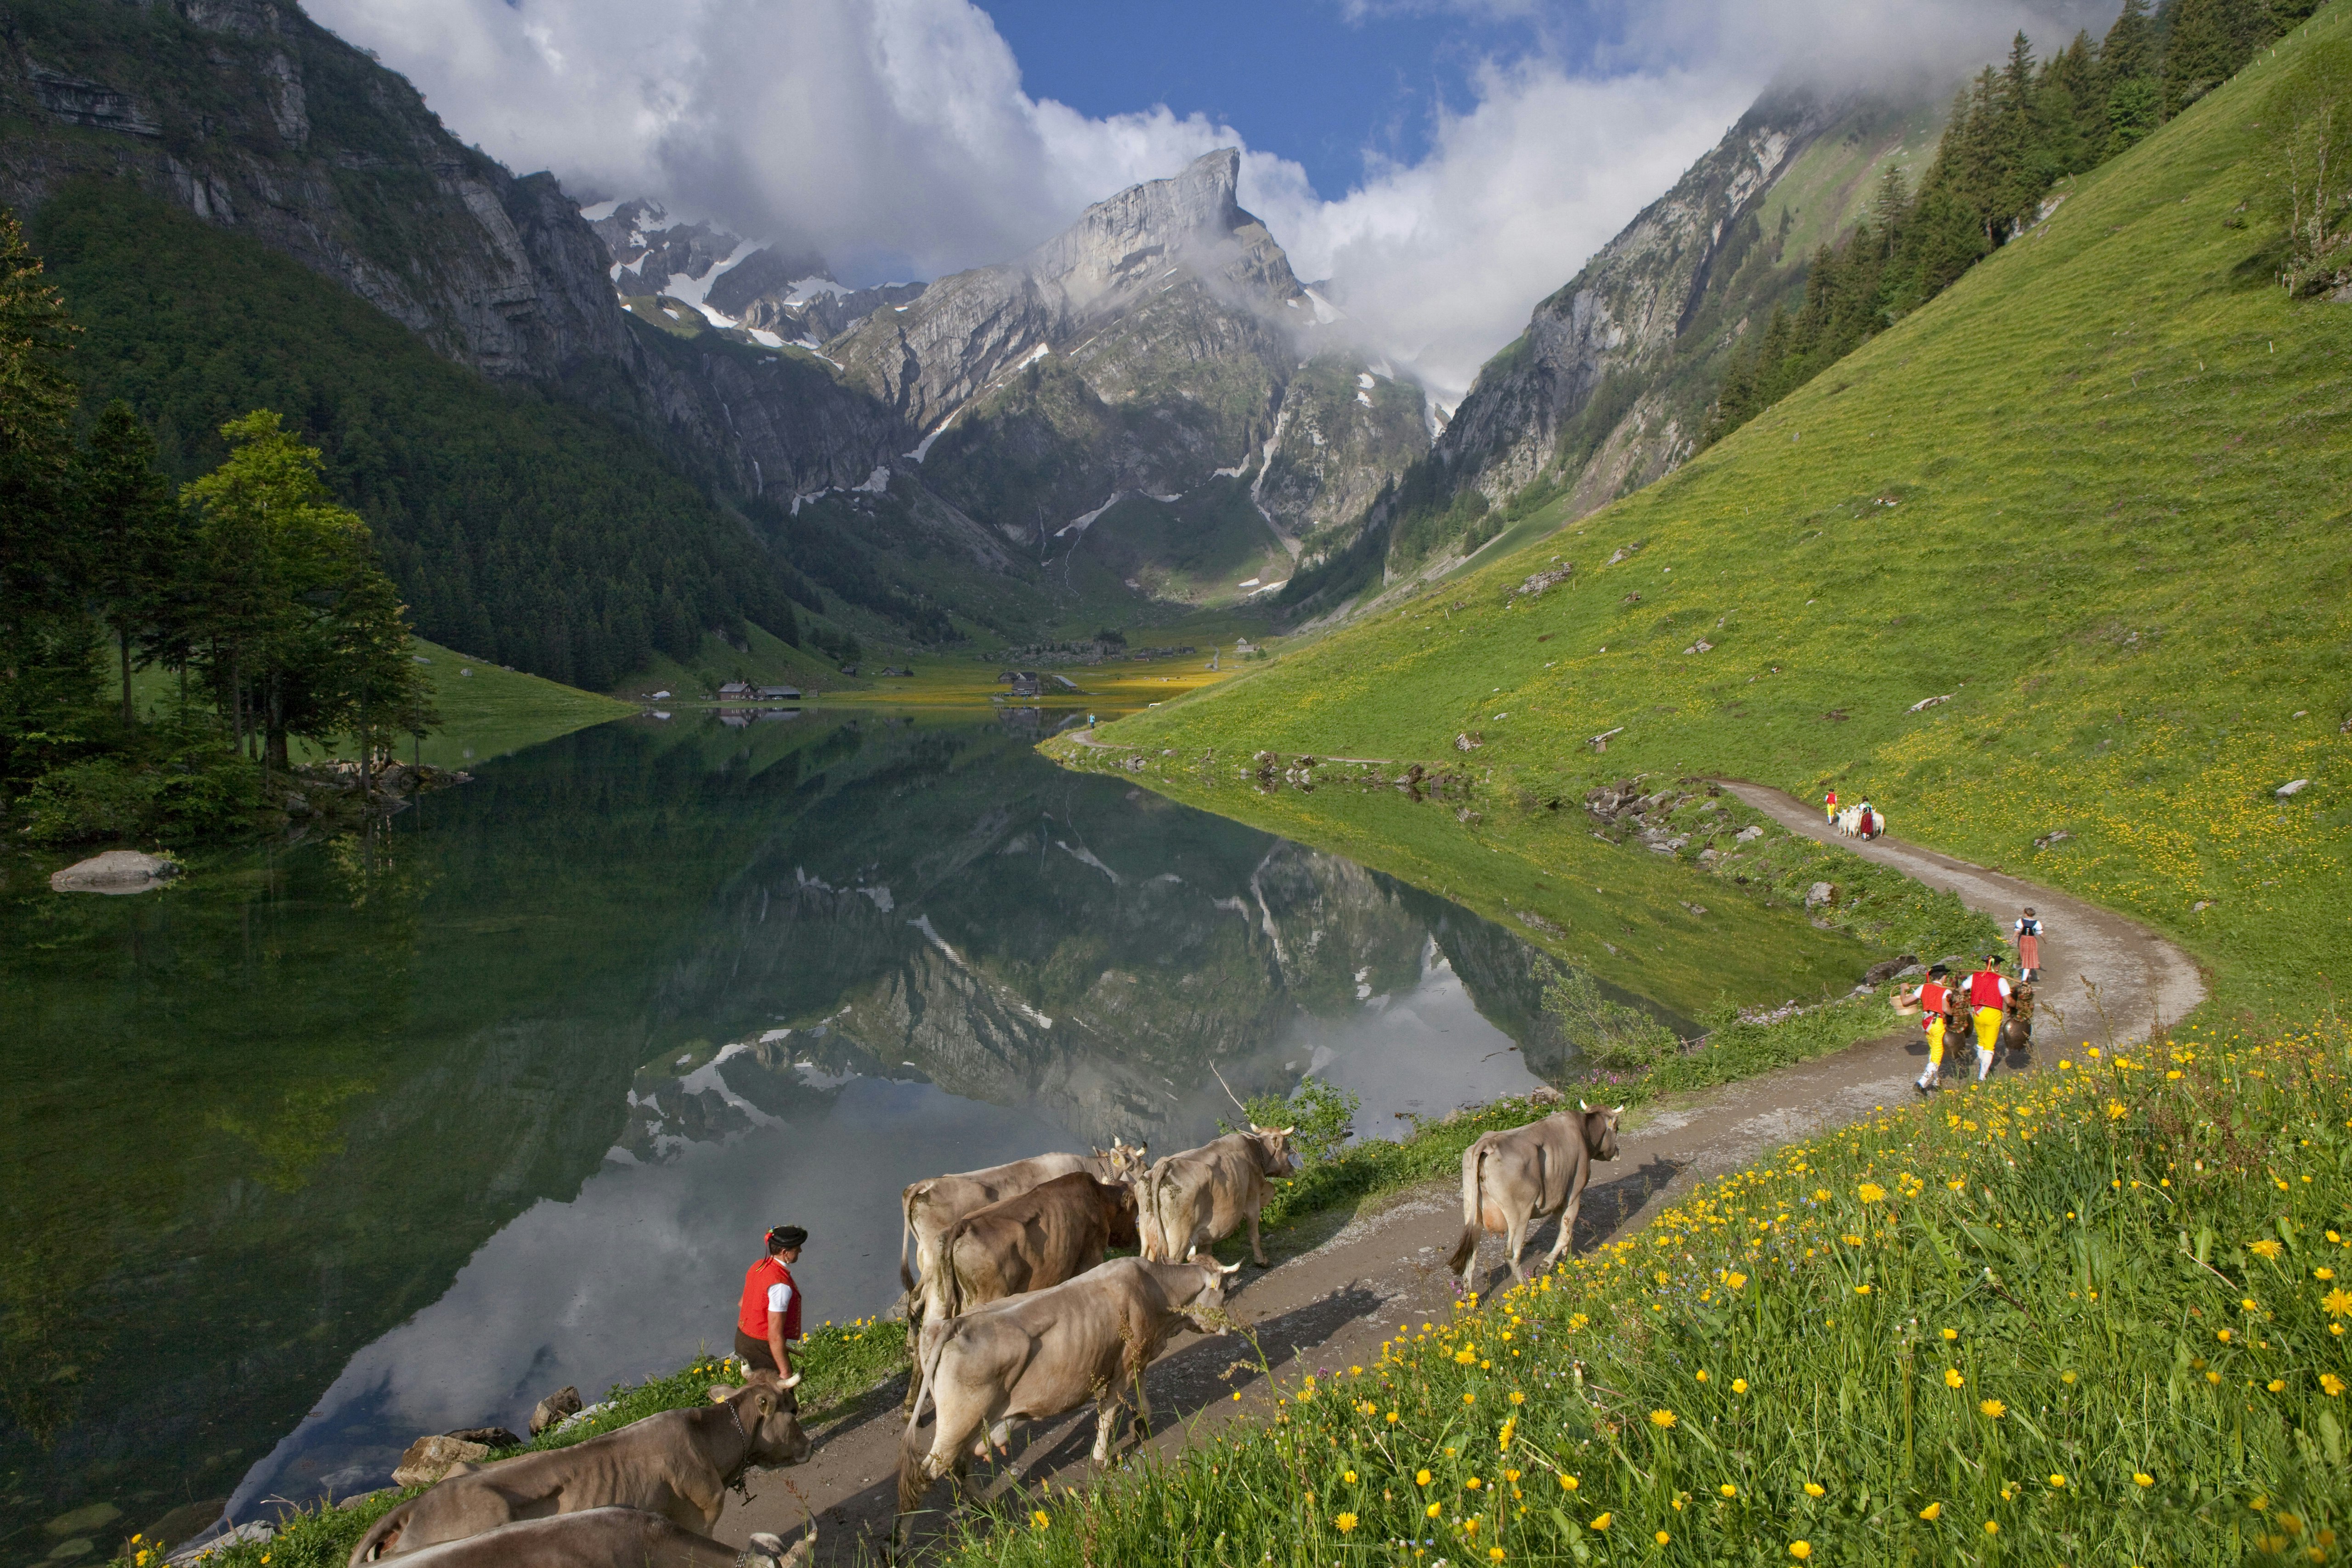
top-left (305, 0), bottom-right (2109, 402)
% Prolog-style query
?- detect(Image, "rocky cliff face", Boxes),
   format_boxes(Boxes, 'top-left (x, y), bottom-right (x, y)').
top-left (1297, 87), bottom-right (1932, 612)
top-left (0, 0), bottom-right (906, 498)
top-left (825, 149), bottom-right (1428, 581)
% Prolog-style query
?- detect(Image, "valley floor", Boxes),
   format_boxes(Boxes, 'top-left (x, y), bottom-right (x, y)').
top-left (717, 803), bottom-right (2197, 1563)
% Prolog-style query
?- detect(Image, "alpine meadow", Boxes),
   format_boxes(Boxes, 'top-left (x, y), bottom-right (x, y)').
top-left (6, 0), bottom-right (2352, 1565)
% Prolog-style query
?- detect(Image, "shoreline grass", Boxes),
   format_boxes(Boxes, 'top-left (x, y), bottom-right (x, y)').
top-left (946, 1023), bottom-right (2352, 1566)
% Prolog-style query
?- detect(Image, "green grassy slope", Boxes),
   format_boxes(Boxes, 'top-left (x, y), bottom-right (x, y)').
top-left (1066, 6), bottom-right (2352, 1029)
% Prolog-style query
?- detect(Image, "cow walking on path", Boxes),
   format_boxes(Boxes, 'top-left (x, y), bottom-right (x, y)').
top-left (1447, 1104), bottom-right (1622, 1286)
top-left (898, 1143), bottom-right (1145, 1319)
top-left (1135, 1126), bottom-right (1295, 1266)
top-left (896, 1257), bottom-right (1239, 1523)
top-left (926, 1172), bottom-right (1141, 1326)
top-left (349, 1375), bottom-right (809, 1563)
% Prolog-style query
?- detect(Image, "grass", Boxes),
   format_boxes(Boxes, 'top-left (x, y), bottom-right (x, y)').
top-left (1065, 4), bottom-right (2352, 1036)
top-left (111, 1318), bottom-right (905, 1568)
top-left (114, 636), bottom-right (632, 772)
top-left (947, 1023), bottom-right (2352, 1567)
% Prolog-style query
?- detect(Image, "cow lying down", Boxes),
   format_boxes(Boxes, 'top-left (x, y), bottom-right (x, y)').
top-left (376, 1508), bottom-right (809, 1568)
top-left (898, 1257), bottom-right (1238, 1519)
top-left (350, 1376), bottom-right (810, 1564)
top-left (1448, 1103), bottom-right (1622, 1285)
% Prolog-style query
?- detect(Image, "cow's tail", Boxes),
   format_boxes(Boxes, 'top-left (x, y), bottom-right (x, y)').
top-left (899, 1184), bottom-right (923, 1294)
top-left (939, 1224), bottom-right (969, 1320)
top-left (1148, 1166), bottom-right (1188, 1262)
top-left (897, 1319), bottom-right (953, 1517)
top-left (347, 1498), bottom-right (414, 1566)
top-left (1447, 1141), bottom-right (1490, 1279)
top-left (1133, 1166), bottom-right (1163, 1261)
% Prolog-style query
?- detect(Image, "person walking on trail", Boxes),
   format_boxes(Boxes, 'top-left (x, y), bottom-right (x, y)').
top-left (2012, 907), bottom-right (2044, 982)
top-left (736, 1225), bottom-right (806, 1389)
top-left (1964, 954), bottom-right (2013, 1082)
top-left (1824, 787), bottom-right (1838, 826)
top-left (1903, 964), bottom-right (1956, 1093)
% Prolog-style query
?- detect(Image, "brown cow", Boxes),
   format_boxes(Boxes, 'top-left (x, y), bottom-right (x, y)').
top-left (896, 1257), bottom-right (1238, 1521)
top-left (379, 1509), bottom-right (809, 1568)
top-left (1136, 1126), bottom-right (1294, 1266)
top-left (898, 1141), bottom-right (1147, 1308)
top-left (929, 1172), bottom-right (1141, 1325)
top-left (349, 1376), bottom-right (810, 1563)
top-left (1447, 1103), bottom-right (1622, 1285)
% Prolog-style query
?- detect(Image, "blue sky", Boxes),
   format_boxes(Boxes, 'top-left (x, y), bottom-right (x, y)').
top-left (976, 1), bottom-right (1558, 200)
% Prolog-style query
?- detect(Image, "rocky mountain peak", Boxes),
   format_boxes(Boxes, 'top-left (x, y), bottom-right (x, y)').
top-left (1023, 147), bottom-right (1301, 320)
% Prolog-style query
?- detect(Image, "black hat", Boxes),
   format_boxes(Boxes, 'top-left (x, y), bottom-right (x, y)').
top-left (766, 1225), bottom-right (808, 1254)
top-left (1928, 964), bottom-right (1950, 977)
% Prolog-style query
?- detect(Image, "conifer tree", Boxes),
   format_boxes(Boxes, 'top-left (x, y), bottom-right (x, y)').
top-left (70, 401), bottom-right (183, 727)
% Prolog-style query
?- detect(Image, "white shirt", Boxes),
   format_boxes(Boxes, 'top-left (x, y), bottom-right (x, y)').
top-left (2014, 917), bottom-right (2043, 937)
top-left (766, 1282), bottom-right (794, 1315)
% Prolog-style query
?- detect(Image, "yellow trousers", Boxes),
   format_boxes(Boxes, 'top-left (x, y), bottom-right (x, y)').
top-left (1924, 1018), bottom-right (1946, 1065)
top-left (1973, 1006), bottom-right (2003, 1054)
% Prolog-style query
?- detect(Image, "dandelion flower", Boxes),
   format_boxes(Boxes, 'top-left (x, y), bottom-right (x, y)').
top-left (1979, 1399), bottom-right (2007, 1418)
top-left (1984, 1520), bottom-right (2000, 1535)
top-left (2323, 1288), bottom-right (2352, 1318)
top-left (1650, 1409), bottom-right (1677, 1429)
top-left (1335, 1513), bottom-right (1357, 1534)
top-left (1919, 1501), bottom-right (1942, 1520)
top-left (1509, 1390), bottom-right (1525, 1405)
top-left (1726, 1272), bottom-right (1748, 1290)
top-left (1859, 1183), bottom-right (1887, 1203)
top-left (1030, 1511), bottom-right (1051, 1530)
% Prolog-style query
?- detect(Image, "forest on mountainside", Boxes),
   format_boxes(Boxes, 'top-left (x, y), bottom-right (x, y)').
top-left (29, 182), bottom-right (812, 694)
top-left (1707, 0), bottom-right (2334, 442)
top-left (1, 214), bottom-right (433, 843)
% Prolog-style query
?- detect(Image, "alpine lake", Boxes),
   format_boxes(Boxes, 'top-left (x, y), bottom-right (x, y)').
top-left (0, 699), bottom-right (1880, 1563)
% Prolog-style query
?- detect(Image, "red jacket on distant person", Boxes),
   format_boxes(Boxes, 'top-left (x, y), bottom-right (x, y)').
top-left (738, 1257), bottom-right (802, 1343)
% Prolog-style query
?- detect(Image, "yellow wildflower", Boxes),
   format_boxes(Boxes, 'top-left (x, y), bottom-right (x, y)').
top-left (1789, 1543), bottom-right (1812, 1560)
top-left (1979, 1399), bottom-right (2007, 1418)
top-left (1945, 1368), bottom-right (1965, 1388)
top-left (1589, 1513), bottom-right (1612, 1531)
top-left (2324, 1374), bottom-right (2347, 1397)
top-left (1804, 1482), bottom-right (1826, 1498)
top-left (1919, 1501), bottom-right (1942, 1520)
top-left (1650, 1409), bottom-right (1677, 1429)
top-left (1335, 1513), bottom-right (1357, 1533)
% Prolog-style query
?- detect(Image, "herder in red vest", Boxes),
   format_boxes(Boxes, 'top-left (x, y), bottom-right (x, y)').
top-left (736, 1224), bottom-right (806, 1389)
top-left (1904, 964), bottom-right (1955, 1094)
top-left (1964, 954), bottom-right (2013, 1082)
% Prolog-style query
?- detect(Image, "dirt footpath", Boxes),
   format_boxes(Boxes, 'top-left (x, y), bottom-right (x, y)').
top-left (723, 785), bottom-right (2205, 1563)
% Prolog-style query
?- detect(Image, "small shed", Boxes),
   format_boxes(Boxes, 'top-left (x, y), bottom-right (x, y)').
top-left (756, 685), bottom-right (801, 702)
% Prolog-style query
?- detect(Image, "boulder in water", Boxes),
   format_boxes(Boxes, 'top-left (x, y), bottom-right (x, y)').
top-left (49, 850), bottom-right (179, 894)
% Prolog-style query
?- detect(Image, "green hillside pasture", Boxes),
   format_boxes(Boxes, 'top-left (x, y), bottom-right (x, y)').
top-left (952, 1026), bottom-right (2352, 1568)
top-left (1080, 6), bottom-right (2352, 1030)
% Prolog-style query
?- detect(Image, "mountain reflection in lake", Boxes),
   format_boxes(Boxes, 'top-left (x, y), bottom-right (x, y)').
top-left (1, 711), bottom-right (1580, 1557)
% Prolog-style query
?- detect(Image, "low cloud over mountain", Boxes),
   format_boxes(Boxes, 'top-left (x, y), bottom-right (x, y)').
top-left (309, 0), bottom-right (2116, 400)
